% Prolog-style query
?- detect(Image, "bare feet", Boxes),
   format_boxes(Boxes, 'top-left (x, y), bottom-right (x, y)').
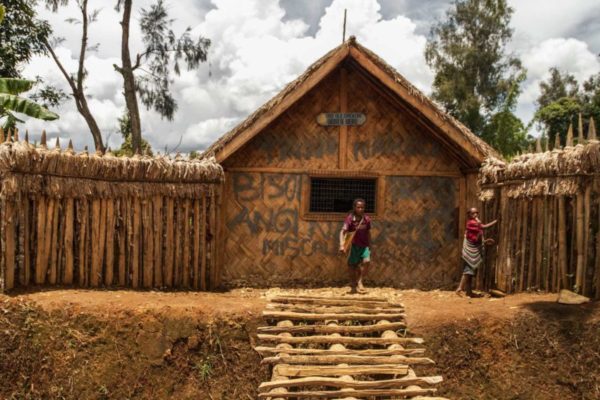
top-left (357, 280), bottom-right (367, 294)
top-left (455, 289), bottom-right (464, 297)
top-left (348, 286), bottom-right (358, 294)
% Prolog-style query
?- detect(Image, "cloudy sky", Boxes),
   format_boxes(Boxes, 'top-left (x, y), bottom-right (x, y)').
top-left (21, 0), bottom-right (600, 152)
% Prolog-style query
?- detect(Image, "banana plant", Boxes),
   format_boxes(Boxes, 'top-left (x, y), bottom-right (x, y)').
top-left (0, 78), bottom-right (59, 132)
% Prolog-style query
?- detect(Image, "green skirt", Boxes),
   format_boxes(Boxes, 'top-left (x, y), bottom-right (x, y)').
top-left (348, 245), bottom-right (370, 266)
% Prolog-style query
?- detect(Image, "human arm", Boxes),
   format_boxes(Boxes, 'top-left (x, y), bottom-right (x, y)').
top-left (482, 220), bottom-right (497, 229)
top-left (339, 228), bottom-right (347, 253)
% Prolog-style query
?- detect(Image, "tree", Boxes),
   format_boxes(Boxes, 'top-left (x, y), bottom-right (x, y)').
top-left (537, 67), bottom-right (579, 109)
top-left (43, 0), bottom-right (106, 151)
top-left (113, 0), bottom-right (210, 154)
top-left (481, 72), bottom-right (530, 156)
top-left (0, 0), bottom-right (51, 78)
top-left (113, 110), bottom-right (152, 157)
top-left (0, 77), bottom-right (59, 131)
top-left (425, 0), bottom-right (526, 151)
top-left (532, 67), bottom-right (600, 145)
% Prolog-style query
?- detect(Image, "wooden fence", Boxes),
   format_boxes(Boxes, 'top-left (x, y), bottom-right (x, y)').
top-left (478, 118), bottom-right (600, 299)
top-left (0, 132), bottom-right (224, 291)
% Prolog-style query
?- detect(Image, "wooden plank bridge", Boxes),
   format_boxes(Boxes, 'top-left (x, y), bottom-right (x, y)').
top-left (255, 294), bottom-right (446, 399)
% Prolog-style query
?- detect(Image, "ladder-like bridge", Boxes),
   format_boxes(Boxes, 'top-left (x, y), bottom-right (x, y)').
top-left (254, 294), bottom-right (446, 399)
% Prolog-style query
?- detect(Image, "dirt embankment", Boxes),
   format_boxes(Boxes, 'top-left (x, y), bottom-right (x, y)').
top-left (0, 288), bottom-right (599, 399)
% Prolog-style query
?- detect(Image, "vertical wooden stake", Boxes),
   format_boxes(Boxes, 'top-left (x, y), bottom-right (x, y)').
top-left (153, 195), bottom-right (163, 288)
top-left (142, 199), bottom-right (154, 288)
top-left (182, 199), bottom-right (191, 288)
top-left (132, 197), bottom-right (142, 288)
top-left (4, 200), bottom-right (16, 290)
top-left (558, 196), bottom-right (569, 289)
top-left (77, 199), bottom-right (89, 286)
top-left (118, 198), bottom-right (127, 286)
top-left (41, 199), bottom-right (55, 284)
top-left (18, 195), bottom-right (31, 286)
top-left (518, 200), bottom-right (528, 292)
top-left (34, 197), bottom-right (47, 284)
top-left (165, 197), bottom-right (174, 288)
top-left (90, 199), bottom-right (101, 287)
top-left (535, 198), bottom-right (544, 290)
top-left (582, 184), bottom-right (591, 296)
top-left (200, 193), bottom-right (207, 291)
top-left (192, 197), bottom-right (201, 290)
top-left (104, 199), bottom-right (116, 286)
top-left (63, 198), bottom-right (75, 284)
top-left (174, 200), bottom-right (183, 287)
top-left (575, 193), bottom-right (585, 293)
top-left (48, 199), bottom-right (60, 285)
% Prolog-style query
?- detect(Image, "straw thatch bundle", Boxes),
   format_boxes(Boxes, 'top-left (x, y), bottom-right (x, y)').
top-left (0, 140), bottom-right (224, 199)
top-left (478, 139), bottom-right (600, 199)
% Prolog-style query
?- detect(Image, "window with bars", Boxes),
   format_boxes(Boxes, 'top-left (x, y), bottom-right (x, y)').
top-left (309, 177), bottom-right (377, 214)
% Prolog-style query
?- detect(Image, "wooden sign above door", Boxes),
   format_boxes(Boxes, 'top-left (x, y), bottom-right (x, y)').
top-left (316, 112), bottom-right (366, 126)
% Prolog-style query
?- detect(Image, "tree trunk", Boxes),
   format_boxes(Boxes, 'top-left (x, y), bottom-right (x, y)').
top-left (119, 0), bottom-right (143, 155)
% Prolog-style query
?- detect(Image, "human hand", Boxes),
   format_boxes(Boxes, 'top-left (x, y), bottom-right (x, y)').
top-left (339, 246), bottom-right (346, 255)
top-left (484, 238), bottom-right (495, 246)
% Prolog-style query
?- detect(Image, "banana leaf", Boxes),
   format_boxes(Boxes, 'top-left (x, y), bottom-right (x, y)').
top-left (0, 78), bottom-right (35, 95)
top-left (0, 93), bottom-right (59, 121)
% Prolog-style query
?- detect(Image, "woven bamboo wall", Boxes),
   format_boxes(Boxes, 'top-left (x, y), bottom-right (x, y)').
top-left (0, 139), bottom-right (223, 292)
top-left (220, 63), bottom-right (467, 289)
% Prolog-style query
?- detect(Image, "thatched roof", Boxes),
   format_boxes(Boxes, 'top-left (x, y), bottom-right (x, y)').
top-left (0, 139), bottom-right (223, 199)
top-left (479, 139), bottom-right (600, 199)
top-left (202, 37), bottom-right (498, 166)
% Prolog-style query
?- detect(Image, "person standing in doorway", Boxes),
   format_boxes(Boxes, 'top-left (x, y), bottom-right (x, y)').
top-left (456, 207), bottom-right (497, 297)
top-left (339, 198), bottom-right (372, 294)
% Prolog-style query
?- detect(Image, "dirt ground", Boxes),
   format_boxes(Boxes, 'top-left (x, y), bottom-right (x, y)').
top-left (1, 287), bottom-right (599, 399)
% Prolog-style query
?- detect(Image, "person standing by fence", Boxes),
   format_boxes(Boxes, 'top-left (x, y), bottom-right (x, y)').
top-left (456, 207), bottom-right (497, 297)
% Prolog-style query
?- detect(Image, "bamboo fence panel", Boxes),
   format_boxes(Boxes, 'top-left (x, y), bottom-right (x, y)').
top-left (0, 135), bottom-right (223, 292)
top-left (478, 120), bottom-right (600, 298)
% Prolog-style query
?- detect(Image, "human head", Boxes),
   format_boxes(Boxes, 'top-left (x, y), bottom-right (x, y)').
top-left (353, 198), bottom-right (366, 216)
top-left (467, 207), bottom-right (479, 219)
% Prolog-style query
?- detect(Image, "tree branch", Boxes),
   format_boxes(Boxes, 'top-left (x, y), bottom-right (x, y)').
top-left (76, 0), bottom-right (88, 93)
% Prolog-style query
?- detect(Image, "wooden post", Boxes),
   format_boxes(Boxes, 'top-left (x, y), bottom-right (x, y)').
top-left (182, 199), bottom-right (191, 288)
top-left (63, 198), bottom-right (75, 284)
top-left (518, 200), bottom-right (528, 292)
top-left (142, 198), bottom-right (154, 288)
top-left (153, 195), bottom-right (163, 288)
top-left (174, 199), bottom-right (183, 287)
top-left (214, 188), bottom-right (225, 289)
top-left (118, 198), bottom-right (128, 286)
top-left (526, 199), bottom-right (537, 290)
top-left (535, 198), bottom-right (544, 290)
top-left (165, 197), bottom-right (174, 287)
top-left (132, 197), bottom-right (142, 288)
top-left (3, 200), bottom-right (16, 290)
top-left (77, 199), bottom-right (89, 286)
top-left (192, 197), bottom-right (201, 289)
top-left (513, 201), bottom-right (523, 291)
top-left (34, 197), bottom-right (47, 284)
top-left (90, 199), bottom-right (102, 287)
top-left (595, 198), bottom-right (600, 299)
top-left (104, 199), bottom-right (116, 286)
top-left (582, 184), bottom-right (591, 296)
top-left (575, 192), bottom-right (585, 293)
top-left (200, 194), bottom-right (207, 291)
top-left (48, 199), bottom-right (60, 285)
top-left (18, 195), bottom-right (31, 286)
top-left (40, 198), bottom-right (55, 284)
top-left (558, 196), bottom-right (569, 289)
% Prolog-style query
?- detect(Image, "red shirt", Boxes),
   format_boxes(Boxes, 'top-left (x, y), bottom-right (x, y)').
top-left (343, 214), bottom-right (371, 247)
top-left (466, 218), bottom-right (483, 244)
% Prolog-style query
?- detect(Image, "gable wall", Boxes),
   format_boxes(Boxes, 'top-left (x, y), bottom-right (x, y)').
top-left (219, 64), bottom-right (466, 289)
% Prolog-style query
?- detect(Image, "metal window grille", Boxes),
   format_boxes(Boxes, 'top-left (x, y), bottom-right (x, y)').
top-left (309, 178), bottom-right (376, 213)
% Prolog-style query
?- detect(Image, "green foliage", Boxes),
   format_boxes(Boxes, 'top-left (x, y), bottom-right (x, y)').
top-left (534, 97), bottom-right (581, 145)
top-left (0, 77), bottom-right (59, 130)
top-left (0, 5), bottom-right (6, 22)
top-left (189, 150), bottom-right (199, 159)
top-left (137, 0), bottom-right (210, 120)
top-left (425, 0), bottom-right (525, 141)
top-left (481, 72), bottom-right (530, 157)
top-left (0, 0), bottom-right (52, 77)
top-left (533, 67), bottom-right (600, 145)
top-left (113, 111), bottom-right (153, 157)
